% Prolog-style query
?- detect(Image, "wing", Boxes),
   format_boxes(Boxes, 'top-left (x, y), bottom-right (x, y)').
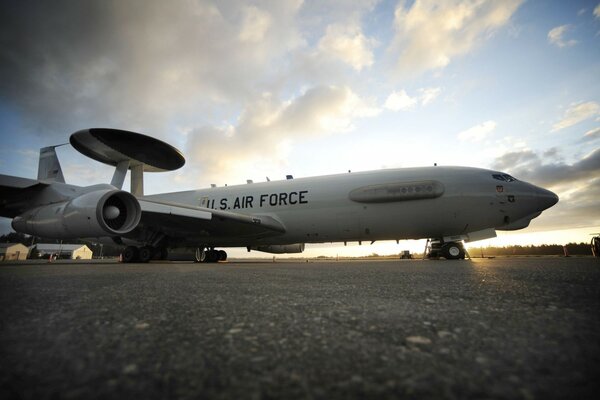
top-left (133, 199), bottom-right (285, 245)
top-left (0, 174), bottom-right (49, 218)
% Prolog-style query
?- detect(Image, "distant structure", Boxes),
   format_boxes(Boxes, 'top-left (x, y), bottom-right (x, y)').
top-left (592, 234), bottom-right (600, 258)
top-left (33, 244), bottom-right (93, 260)
top-left (0, 243), bottom-right (29, 261)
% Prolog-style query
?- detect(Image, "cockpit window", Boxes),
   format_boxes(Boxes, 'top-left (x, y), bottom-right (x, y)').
top-left (492, 174), bottom-right (518, 182)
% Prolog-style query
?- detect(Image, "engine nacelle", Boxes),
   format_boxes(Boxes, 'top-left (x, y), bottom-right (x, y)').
top-left (12, 189), bottom-right (141, 238)
top-left (248, 244), bottom-right (305, 254)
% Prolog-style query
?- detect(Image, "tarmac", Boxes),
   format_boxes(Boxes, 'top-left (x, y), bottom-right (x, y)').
top-left (0, 257), bottom-right (599, 399)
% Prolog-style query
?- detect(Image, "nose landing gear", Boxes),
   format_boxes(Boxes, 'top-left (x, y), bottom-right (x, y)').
top-left (424, 239), bottom-right (467, 260)
top-left (196, 248), bottom-right (228, 263)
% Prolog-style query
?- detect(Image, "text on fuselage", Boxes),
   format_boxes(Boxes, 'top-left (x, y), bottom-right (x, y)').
top-left (201, 190), bottom-right (309, 210)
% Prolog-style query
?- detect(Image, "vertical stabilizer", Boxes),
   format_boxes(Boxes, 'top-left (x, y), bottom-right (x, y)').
top-left (37, 145), bottom-right (66, 183)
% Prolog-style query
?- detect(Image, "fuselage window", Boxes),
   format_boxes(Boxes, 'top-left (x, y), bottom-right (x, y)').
top-left (492, 174), bottom-right (506, 181)
top-left (502, 174), bottom-right (516, 182)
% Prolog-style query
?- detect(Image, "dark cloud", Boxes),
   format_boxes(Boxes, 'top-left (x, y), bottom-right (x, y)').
top-left (527, 177), bottom-right (600, 230)
top-left (493, 147), bottom-right (600, 187)
top-left (493, 147), bottom-right (600, 229)
top-left (0, 1), bottom-right (303, 139)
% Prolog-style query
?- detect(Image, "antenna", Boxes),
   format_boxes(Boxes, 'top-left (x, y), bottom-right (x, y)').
top-left (70, 128), bottom-right (185, 196)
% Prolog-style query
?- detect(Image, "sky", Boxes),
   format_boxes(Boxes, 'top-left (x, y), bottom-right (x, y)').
top-left (0, 0), bottom-right (599, 257)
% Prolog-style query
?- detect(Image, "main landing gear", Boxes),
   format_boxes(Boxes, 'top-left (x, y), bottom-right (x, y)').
top-left (121, 246), bottom-right (228, 263)
top-left (195, 248), bottom-right (228, 263)
top-left (122, 245), bottom-right (160, 263)
top-left (424, 239), bottom-right (467, 260)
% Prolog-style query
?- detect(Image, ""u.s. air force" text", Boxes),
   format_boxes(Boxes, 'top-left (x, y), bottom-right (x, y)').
top-left (202, 190), bottom-right (308, 210)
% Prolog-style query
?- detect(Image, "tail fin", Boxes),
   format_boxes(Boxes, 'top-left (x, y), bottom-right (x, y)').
top-left (37, 145), bottom-right (67, 183)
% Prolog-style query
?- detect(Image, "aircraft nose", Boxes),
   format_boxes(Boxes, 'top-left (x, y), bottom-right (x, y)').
top-left (535, 186), bottom-right (559, 211)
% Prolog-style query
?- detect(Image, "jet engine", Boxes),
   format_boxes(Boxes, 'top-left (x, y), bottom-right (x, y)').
top-left (248, 244), bottom-right (305, 254)
top-left (12, 189), bottom-right (141, 238)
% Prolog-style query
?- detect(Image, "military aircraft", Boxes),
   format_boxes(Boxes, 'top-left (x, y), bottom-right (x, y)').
top-left (0, 129), bottom-right (558, 262)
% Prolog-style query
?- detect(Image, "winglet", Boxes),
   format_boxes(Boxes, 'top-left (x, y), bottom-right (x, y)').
top-left (37, 145), bottom-right (67, 183)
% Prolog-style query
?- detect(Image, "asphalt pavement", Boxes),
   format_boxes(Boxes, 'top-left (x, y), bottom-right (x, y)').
top-left (1, 258), bottom-right (599, 399)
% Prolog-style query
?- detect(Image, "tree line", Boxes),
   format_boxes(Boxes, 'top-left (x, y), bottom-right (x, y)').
top-left (468, 243), bottom-right (594, 256)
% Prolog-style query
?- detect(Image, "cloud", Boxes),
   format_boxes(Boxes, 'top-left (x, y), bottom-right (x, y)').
top-left (239, 5), bottom-right (272, 43)
top-left (186, 85), bottom-right (380, 180)
top-left (583, 127), bottom-right (600, 141)
top-left (418, 87), bottom-right (441, 105)
top-left (0, 0), bottom-right (305, 138)
top-left (547, 25), bottom-right (578, 47)
top-left (492, 147), bottom-right (600, 187)
top-left (552, 101), bottom-right (600, 131)
top-left (595, 4), bottom-right (600, 19)
top-left (384, 90), bottom-right (417, 111)
top-left (317, 22), bottom-right (375, 71)
top-left (388, 0), bottom-right (523, 77)
top-left (457, 120), bottom-right (496, 141)
top-left (384, 87), bottom-right (441, 111)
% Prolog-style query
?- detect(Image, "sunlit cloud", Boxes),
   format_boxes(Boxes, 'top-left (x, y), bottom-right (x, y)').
top-left (418, 87), bottom-right (441, 105)
top-left (583, 127), bottom-right (600, 141)
top-left (548, 25), bottom-right (578, 48)
top-left (388, 0), bottom-right (523, 77)
top-left (317, 22), bottom-right (375, 71)
top-left (384, 90), bottom-right (417, 111)
top-left (186, 85), bottom-right (380, 181)
top-left (384, 87), bottom-right (441, 111)
top-left (594, 3), bottom-right (600, 19)
top-left (457, 120), bottom-right (496, 141)
top-left (552, 101), bottom-right (600, 131)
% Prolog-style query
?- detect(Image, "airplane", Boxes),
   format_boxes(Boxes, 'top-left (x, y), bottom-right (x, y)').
top-left (0, 128), bottom-right (559, 262)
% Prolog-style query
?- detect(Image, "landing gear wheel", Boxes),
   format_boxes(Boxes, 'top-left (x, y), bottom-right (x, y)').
top-left (122, 246), bottom-right (139, 263)
top-left (194, 248), bottom-right (205, 263)
top-left (442, 242), bottom-right (465, 260)
top-left (158, 247), bottom-right (168, 260)
top-left (218, 250), bottom-right (227, 262)
top-left (206, 250), bottom-right (219, 263)
top-left (139, 246), bottom-right (154, 263)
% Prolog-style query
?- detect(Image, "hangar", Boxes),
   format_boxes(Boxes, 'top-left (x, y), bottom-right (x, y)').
top-left (33, 244), bottom-right (93, 260)
top-left (0, 243), bottom-right (29, 261)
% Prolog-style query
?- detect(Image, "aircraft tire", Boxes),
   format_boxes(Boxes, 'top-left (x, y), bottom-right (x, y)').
top-left (218, 250), bottom-right (227, 262)
top-left (158, 247), bottom-right (168, 260)
top-left (442, 243), bottom-right (464, 260)
top-left (194, 248), bottom-right (205, 263)
top-left (122, 246), bottom-right (139, 263)
top-left (205, 250), bottom-right (218, 263)
top-left (139, 246), bottom-right (154, 263)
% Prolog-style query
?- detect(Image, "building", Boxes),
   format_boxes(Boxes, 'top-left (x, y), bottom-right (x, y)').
top-left (0, 243), bottom-right (29, 261)
top-left (33, 244), bottom-right (93, 260)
